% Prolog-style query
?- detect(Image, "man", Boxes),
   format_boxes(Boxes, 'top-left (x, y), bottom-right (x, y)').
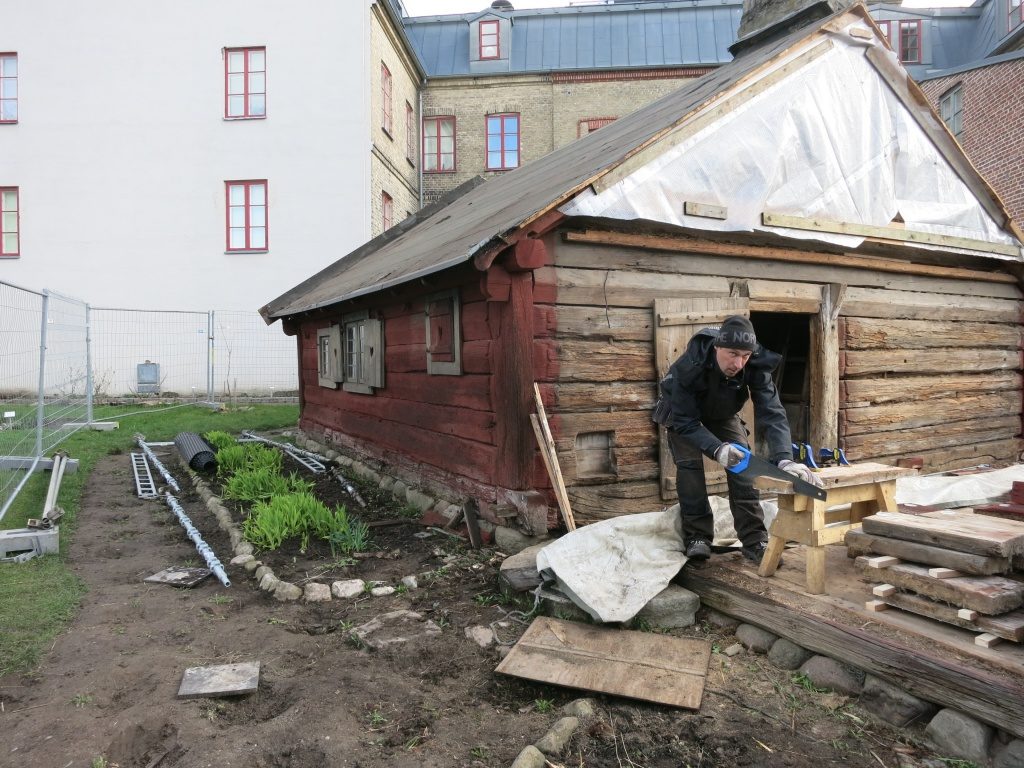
top-left (657, 315), bottom-right (822, 564)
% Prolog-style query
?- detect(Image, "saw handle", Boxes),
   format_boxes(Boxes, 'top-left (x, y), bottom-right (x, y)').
top-left (725, 443), bottom-right (752, 474)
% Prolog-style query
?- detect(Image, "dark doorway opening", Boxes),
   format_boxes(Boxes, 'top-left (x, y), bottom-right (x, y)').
top-left (750, 312), bottom-right (811, 447)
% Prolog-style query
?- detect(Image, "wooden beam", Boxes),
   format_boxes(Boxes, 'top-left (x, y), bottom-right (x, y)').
top-left (562, 231), bottom-right (1019, 284)
top-left (846, 529), bottom-right (1012, 576)
top-left (680, 571), bottom-right (1024, 738)
top-left (762, 212), bottom-right (1021, 259)
top-left (810, 283), bottom-right (841, 452)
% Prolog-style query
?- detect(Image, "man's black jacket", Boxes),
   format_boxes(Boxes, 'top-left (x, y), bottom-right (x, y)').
top-left (660, 328), bottom-right (793, 465)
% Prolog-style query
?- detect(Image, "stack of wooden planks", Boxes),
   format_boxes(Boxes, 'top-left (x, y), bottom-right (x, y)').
top-left (847, 510), bottom-right (1024, 647)
top-left (973, 480), bottom-right (1024, 523)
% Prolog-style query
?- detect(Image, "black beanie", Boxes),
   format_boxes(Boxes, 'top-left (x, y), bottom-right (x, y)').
top-left (714, 316), bottom-right (757, 351)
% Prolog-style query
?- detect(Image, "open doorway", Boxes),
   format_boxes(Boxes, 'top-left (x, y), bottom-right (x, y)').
top-left (749, 312), bottom-right (811, 447)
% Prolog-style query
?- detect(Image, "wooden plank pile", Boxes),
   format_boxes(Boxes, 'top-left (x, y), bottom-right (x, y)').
top-left (847, 510), bottom-right (1024, 647)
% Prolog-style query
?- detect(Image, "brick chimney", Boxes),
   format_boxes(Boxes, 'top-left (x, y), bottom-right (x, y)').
top-left (729, 0), bottom-right (852, 57)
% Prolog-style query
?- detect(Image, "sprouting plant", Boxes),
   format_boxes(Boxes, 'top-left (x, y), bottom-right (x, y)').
top-left (405, 735), bottom-right (424, 750)
top-left (395, 583), bottom-right (409, 595)
top-left (936, 760), bottom-right (980, 768)
top-left (90, 758), bottom-right (108, 768)
top-left (203, 430), bottom-right (237, 452)
top-left (474, 592), bottom-right (501, 607)
top-left (469, 746), bottom-right (489, 759)
top-left (208, 594), bottom-right (233, 605)
top-left (71, 693), bottom-right (94, 708)
top-left (791, 672), bottom-right (828, 693)
top-left (222, 468), bottom-right (312, 503)
top-left (367, 707), bottom-right (388, 728)
top-left (534, 698), bottom-right (554, 714)
top-left (202, 702), bottom-right (226, 722)
top-left (267, 617), bottom-right (289, 625)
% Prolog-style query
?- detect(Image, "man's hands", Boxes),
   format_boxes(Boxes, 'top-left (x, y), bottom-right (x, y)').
top-left (778, 459), bottom-right (825, 488)
top-left (714, 443), bottom-right (746, 468)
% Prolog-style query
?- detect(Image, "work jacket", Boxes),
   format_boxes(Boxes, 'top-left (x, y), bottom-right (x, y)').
top-left (660, 328), bottom-right (792, 465)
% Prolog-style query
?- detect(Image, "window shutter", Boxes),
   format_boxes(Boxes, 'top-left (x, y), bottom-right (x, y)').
top-left (363, 318), bottom-right (384, 389)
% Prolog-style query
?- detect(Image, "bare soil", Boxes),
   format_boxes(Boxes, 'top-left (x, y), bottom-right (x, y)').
top-left (0, 445), bottom-right (952, 768)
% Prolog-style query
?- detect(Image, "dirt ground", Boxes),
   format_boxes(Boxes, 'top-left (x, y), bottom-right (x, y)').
top-left (0, 443), bottom-right (955, 768)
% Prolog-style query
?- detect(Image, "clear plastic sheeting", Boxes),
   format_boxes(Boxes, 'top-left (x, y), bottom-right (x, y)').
top-left (895, 465), bottom-right (1024, 509)
top-left (561, 21), bottom-right (1020, 258)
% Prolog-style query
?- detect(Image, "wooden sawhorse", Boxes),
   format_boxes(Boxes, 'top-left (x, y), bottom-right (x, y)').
top-left (756, 463), bottom-right (917, 594)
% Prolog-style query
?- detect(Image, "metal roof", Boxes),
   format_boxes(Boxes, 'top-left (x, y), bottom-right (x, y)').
top-left (403, 0), bottom-right (743, 75)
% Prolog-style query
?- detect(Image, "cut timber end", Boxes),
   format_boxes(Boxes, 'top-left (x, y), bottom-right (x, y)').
top-left (867, 556), bottom-right (900, 569)
top-left (872, 584), bottom-right (896, 598)
top-left (865, 600), bottom-right (889, 612)
top-left (975, 633), bottom-right (1000, 648)
top-left (958, 608), bottom-right (979, 622)
top-left (928, 567), bottom-right (961, 579)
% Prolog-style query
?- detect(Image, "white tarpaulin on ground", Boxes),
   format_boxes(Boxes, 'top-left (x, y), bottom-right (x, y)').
top-left (536, 508), bottom-right (686, 623)
top-left (895, 465), bottom-right (1024, 508)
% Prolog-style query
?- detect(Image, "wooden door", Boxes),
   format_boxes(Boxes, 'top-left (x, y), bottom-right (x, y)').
top-left (654, 297), bottom-right (752, 501)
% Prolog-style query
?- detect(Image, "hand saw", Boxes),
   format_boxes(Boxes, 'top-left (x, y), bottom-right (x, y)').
top-left (727, 445), bottom-right (827, 501)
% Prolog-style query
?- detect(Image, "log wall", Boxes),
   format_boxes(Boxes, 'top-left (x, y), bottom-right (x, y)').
top-left (543, 237), bottom-right (1024, 525)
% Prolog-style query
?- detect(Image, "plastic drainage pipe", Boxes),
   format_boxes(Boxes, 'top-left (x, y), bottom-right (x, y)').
top-left (135, 435), bottom-right (181, 493)
top-left (164, 492), bottom-right (230, 587)
top-left (174, 432), bottom-right (217, 473)
top-left (43, 453), bottom-right (66, 516)
top-left (241, 431), bottom-right (328, 462)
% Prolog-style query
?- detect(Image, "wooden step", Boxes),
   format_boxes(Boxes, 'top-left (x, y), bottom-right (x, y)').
top-left (861, 511), bottom-right (1024, 558)
top-left (854, 556), bottom-right (1024, 615)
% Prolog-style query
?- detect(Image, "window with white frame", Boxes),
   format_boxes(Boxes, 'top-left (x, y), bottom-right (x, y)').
top-left (224, 47), bottom-right (266, 118)
top-left (479, 20), bottom-right (500, 59)
top-left (423, 116), bottom-right (455, 172)
top-left (486, 113), bottom-right (519, 170)
top-left (0, 54), bottom-right (17, 123)
top-left (1, 187), bottom-right (18, 257)
top-left (940, 84), bottom-right (963, 138)
top-left (425, 290), bottom-right (461, 376)
top-left (381, 62), bottom-right (393, 136)
top-left (225, 180), bottom-right (268, 251)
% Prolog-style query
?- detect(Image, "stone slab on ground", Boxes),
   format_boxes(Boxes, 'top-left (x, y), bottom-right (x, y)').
top-left (499, 543), bottom-right (547, 592)
top-left (634, 584), bottom-right (699, 629)
top-left (177, 662), bottom-right (260, 699)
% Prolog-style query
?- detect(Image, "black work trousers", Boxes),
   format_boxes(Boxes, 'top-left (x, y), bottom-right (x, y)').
top-left (667, 415), bottom-right (767, 548)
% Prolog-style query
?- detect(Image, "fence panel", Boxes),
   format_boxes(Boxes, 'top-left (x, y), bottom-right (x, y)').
top-left (39, 290), bottom-right (89, 453)
top-left (212, 311), bottom-right (297, 398)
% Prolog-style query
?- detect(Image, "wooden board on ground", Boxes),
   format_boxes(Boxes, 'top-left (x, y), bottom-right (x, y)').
top-left (882, 592), bottom-right (1024, 642)
top-left (144, 566), bottom-right (212, 588)
top-left (845, 529), bottom-right (1012, 575)
top-left (854, 557), bottom-right (1024, 615)
top-left (178, 662), bottom-right (261, 698)
top-left (861, 511), bottom-right (1024, 557)
top-left (495, 616), bottom-right (710, 709)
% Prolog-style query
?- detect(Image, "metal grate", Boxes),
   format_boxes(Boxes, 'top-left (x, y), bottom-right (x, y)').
top-left (130, 452), bottom-right (158, 499)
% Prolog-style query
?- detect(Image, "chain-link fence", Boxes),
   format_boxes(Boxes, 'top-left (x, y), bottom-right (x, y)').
top-left (0, 279), bottom-right (297, 520)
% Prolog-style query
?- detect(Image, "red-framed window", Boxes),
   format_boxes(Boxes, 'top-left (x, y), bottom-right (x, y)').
top-left (382, 191), bottom-right (393, 231)
top-left (0, 54), bottom-right (17, 123)
top-left (1010, 0), bottom-right (1023, 31)
top-left (480, 20), bottom-right (501, 60)
top-left (224, 47), bottom-right (266, 118)
top-left (578, 117), bottom-right (616, 138)
top-left (486, 113), bottom-right (519, 170)
top-left (899, 20), bottom-right (922, 63)
top-left (381, 63), bottom-right (393, 136)
top-left (1, 187), bottom-right (19, 257)
top-left (406, 102), bottom-right (415, 164)
top-left (225, 180), bottom-right (268, 251)
top-left (423, 116), bottom-right (456, 172)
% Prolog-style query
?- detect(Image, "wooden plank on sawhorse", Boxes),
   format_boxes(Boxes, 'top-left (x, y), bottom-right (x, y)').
top-left (495, 616), bottom-right (711, 709)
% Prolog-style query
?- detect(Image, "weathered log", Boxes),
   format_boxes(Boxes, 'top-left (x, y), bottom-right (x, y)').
top-left (861, 511), bottom-right (1024, 558)
top-left (854, 557), bottom-right (1024, 614)
top-left (840, 392), bottom-right (1020, 435)
top-left (845, 529), bottom-right (1012, 575)
top-left (843, 317), bottom-right (1022, 350)
top-left (870, 438), bottom-right (1024, 475)
top-left (840, 286), bottom-right (1021, 322)
top-left (551, 304), bottom-right (655, 341)
top-left (842, 416), bottom-right (1019, 457)
top-left (548, 381), bottom-right (656, 412)
top-left (535, 339), bottom-right (656, 382)
top-left (541, 265), bottom-right (729, 308)
top-left (841, 348), bottom-right (1020, 377)
top-left (841, 371), bottom-right (1022, 406)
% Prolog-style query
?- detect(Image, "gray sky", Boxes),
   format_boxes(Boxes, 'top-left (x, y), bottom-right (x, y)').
top-left (401, 0), bottom-right (974, 17)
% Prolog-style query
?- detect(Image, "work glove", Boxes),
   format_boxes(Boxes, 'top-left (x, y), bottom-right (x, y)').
top-left (778, 459), bottom-right (825, 488)
top-left (714, 442), bottom-right (746, 469)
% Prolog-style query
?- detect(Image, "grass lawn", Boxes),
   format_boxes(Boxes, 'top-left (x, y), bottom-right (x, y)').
top-left (0, 403), bottom-right (299, 676)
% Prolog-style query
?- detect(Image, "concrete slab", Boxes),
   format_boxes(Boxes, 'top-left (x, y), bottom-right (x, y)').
top-left (0, 457), bottom-right (79, 473)
top-left (177, 662), bottom-right (260, 699)
top-left (0, 527), bottom-right (59, 560)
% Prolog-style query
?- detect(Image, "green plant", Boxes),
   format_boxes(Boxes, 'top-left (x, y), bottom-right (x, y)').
top-left (90, 758), bottom-right (108, 768)
top-left (71, 693), bottom-right (93, 708)
top-left (791, 672), bottom-right (828, 693)
top-left (208, 594), bottom-right (233, 605)
top-left (474, 592), bottom-right (501, 607)
top-left (534, 698), bottom-right (554, 714)
top-left (936, 760), bottom-right (979, 768)
top-left (267, 617), bottom-right (289, 626)
top-left (203, 430), bottom-right (237, 452)
top-left (367, 707), bottom-right (388, 728)
top-left (222, 467), bottom-right (311, 503)
top-left (215, 444), bottom-right (249, 477)
top-left (469, 746), bottom-right (489, 759)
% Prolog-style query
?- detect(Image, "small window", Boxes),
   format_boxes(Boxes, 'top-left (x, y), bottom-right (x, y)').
top-left (575, 431), bottom-right (616, 479)
top-left (0, 54), bottom-right (17, 123)
top-left (898, 20), bottom-right (921, 63)
top-left (382, 191), bottom-right (393, 231)
top-left (424, 290), bottom-right (462, 376)
top-left (225, 180), bottom-right (268, 252)
top-left (1010, 0), bottom-right (1023, 31)
top-left (1, 187), bottom-right (19, 257)
top-left (423, 116), bottom-right (456, 172)
top-left (486, 113), bottom-right (519, 170)
top-left (876, 20), bottom-right (891, 44)
top-left (406, 102), bottom-right (415, 164)
top-left (939, 85), bottom-right (963, 138)
top-left (224, 47), bottom-right (266, 118)
top-left (578, 117), bottom-right (616, 138)
top-left (381, 62), bottom-right (393, 137)
top-left (317, 326), bottom-right (341, 388)
top-left (341, 311), bottom-right (384, 393)
top-left (479, 20), bottom-right (500, 60)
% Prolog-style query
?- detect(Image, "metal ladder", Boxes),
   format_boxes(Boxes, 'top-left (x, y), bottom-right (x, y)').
top-left (130, 452), bottom-right (159, 499)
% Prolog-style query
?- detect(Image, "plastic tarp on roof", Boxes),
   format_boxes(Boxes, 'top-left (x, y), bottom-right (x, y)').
top-left (561, 18), bottom-right (1020, 257)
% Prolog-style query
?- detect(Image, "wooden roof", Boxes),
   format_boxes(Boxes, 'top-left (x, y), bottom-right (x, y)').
top-left (262, 3), bottom-right (1020, 322)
